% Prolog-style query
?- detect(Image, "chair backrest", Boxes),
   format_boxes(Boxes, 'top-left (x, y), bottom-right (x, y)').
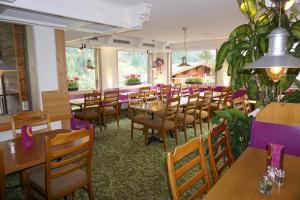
top-left (167, 137), bottom-right (211, 200)
top-left (232, 96), bottom-right (245, 112)
top-left (208, 121), bottom-right (234, 183)
top-left (200, 90), bottom-right (212, 111)
top-left (45, 128), bottom-right (94, 198)
top-left (191, 84), bottom-right (200, 94)
top-left (104, 89), bottom-right (119, 106)
top-left (128, 92), bottom-right (142, 119)
top-left (0, 149), bottom-right (5, 200)
top-left (180, 85), bottom-right (190, 97)
top-left (184, 93), bottom-right (199, 119)
top-left (173, 83), bottom-right (181, 97)
top-left (11, 111), bottom-right (51, 138)
top-left (160, 85), bottom-right (172, 100)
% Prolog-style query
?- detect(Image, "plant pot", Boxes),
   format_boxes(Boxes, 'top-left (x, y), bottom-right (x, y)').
top-left (185, 81), bottom-right (202, 85)
top-left (68, 87), bottom-right (79, 91)
top-left (125, 82), bottom-right (142, 86)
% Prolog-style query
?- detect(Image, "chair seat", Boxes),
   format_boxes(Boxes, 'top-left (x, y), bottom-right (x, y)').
top-left (177, 113), bottom-right (195, 123)
top-left (74, 110), bottom-right (99, 120)
top-left (132, 114), bottom-right (152, 124)
top-left (196, 110), bottom-right (209, 119)
top-left (103, 106), bottom-right (116, 114)
top-left (28, 169), bottom-right (88, 198)
top-left (143, 118), bottom-right (176, 131)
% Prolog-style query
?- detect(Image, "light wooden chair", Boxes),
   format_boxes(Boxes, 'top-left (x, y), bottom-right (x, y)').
top-left (173, 83), bottom-right (181, 98)
top-left (160, 84), bottom-right (172, 100)
top-left (191, 84), bottom-right (200, 94)
top-left (177, 93), bottom-right (199, 141)
top-left (11, 111), bottom-right (51, 138)
top-left (180, 85), bottom-right (190, 97)
top-left (196, 91), bottom-right (212, 135)
top-left (26, 128), bottom-right (94, 200)
top-left (128, 92), bottom-right (151, 138)
top-left (167, 137), bottom-right (211, 200)
top-left (210, 88), bottom-right (231, 112)
top-left (208, 121), bottom-right (234, 183)
top-left (146, 89), bottom-right (158, 102)
top-left (0, 149), bottom-right (5, 200)
top-left (102, 89), bottom-right (120, 129)
top-left (143, 97), bottom-right (180, 150)
top-left (74, 92), bottom-right (102, 131)
top-left (139, 86), bottom-right (150, 102)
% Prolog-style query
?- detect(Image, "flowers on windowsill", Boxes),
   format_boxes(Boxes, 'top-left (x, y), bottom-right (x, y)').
top-left (185, 71), bottom-right (203, 84)
top-left (125, 74), bottom-right (142, 86)
top-left (67, 76), bottom-right (79, 91)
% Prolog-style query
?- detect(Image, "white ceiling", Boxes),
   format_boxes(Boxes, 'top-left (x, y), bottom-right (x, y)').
top-left (101, 0), bottom-right (248, 44)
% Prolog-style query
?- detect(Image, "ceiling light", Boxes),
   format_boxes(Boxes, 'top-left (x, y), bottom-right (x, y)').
top-left (85, 40), bottom-right (95, 70)
top-left (245, 1), bottom-right (300, 82)
top-left (178, 27), bottom-right (191, 68)
top-left (78, 43), bottom-right (86, 53)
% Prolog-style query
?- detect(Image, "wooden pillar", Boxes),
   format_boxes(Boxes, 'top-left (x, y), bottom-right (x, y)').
top-left (55, 29), bottom-right (70, 129)
top-left (55, 29), bottom-right (68, 92)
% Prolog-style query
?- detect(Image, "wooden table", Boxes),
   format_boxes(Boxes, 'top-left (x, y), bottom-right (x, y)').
top-left (1, 129), bottom-right (72, 175)
top-left (130, 97), bottom-right (189, 113)
top-left (204, 147), bottom-right (300, 200)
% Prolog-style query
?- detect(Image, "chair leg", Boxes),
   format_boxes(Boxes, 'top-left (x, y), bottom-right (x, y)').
top-left (143, 126), bottom-right (148, 146)
top-left (193, 121), bottom-right (197, 137)
top-left (183, 122), bottom-right (187, 142)
top-left (116, 112), bottom-right (120, 129)
top-left (131, 121), bottom-right (134, 139)
top-left (162, 132), bottom-right (167, 151)
top-left (87, 183), bottom-right (94, 200)
top-left (199, 119), bottom-right (203, 135)
top-left (103, 113), bottom-right (107, 131)
top-left (207, 117), bottom-right (211, 133)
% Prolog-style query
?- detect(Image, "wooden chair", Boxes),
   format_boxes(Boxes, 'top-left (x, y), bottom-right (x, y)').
top-left (160, 84), bottom-right (172, 100)
top-left (139, 86), bottom-right (150, 102)
top-left (11, 111), bottom-right (51, 138)
top-left (191, 84), bottom-right (200, 94)
top-left (210, 88), bottom-right (231, 112)
top-left (173, 83), bottom-right (181, 97)
top-left (102, 89), bottom-right (120, 129)
top-left (177, 93), bottom-right (199, 142)
top-left (0, 149), bottom-right (5, 200)
top-left (167, 137), bottom-right (211, 200)
top-left (196, 91), bottom-right (212, 135)
top-left (207, 121), bottom-right (234, 183)
top-left (232, 96), bottom-right (245, 112)
top-left (26, 128), bottom-right (94, 200)
top-left (143, 97), bottom-right (180, 150)
top-left (128, 92), bottom-right (151, 138)
top-left (180, 85), bottom-right (190, 97)
top-left (74, 92), bottom-right (102, 131)
top-left (146, 89), bottom-right (158, 102)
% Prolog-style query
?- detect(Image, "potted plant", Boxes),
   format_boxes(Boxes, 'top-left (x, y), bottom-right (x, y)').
top-left (68, 76), bottom-right (79, 91)
top-left (216, 0), bottom-right (300, 106)
top-left (125, 74), bottom-right (142, 86)
top-left (185, 77), bottom-right (203, 84)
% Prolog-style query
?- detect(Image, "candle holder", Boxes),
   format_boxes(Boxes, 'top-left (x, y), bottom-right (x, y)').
top-left (258, 174), bottom-right (272, 195)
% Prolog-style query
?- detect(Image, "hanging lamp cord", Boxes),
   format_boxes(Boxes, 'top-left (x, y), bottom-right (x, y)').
top-left (183, 26), bottom-right (188, 57)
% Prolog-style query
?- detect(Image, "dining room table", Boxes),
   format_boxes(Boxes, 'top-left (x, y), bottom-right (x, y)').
top-left (203, 147), bottom-right (300, 200)
top-left (0, 129), bottom-right (81, 175)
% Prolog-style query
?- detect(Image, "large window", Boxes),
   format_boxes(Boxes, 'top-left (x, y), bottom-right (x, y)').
top-left (66, 47), bottom-right (96, 90)
top-left (172, 50), bottom-right (216, 85)
top-left (118, 51), bottom-right (148, 87)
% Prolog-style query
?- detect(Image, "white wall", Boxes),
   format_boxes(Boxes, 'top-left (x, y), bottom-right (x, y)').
top-left (100, 47), bottom-right (118, 90)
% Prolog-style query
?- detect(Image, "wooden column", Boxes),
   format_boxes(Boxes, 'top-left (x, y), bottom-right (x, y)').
top-left (55, 29), bottom-right (70, 129)
top-left (55, 29), bottom-right (68, 92)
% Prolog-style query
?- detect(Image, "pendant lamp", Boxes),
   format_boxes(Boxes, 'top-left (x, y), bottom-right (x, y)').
top-left (178, 27), bottom-right (191, 67)
top-left (85, 40), bottom-right (95, 70)
top-left (245, 1), bottom-right (300, 82)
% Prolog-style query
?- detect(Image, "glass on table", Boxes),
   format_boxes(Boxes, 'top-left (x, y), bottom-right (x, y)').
top-left (258, 174), bottom-right (272, 195)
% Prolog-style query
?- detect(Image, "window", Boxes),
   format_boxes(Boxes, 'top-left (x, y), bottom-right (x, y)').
top-left (66, 47), bottom-right (96, 91)
top-left (172, 50), bottom-right (216, 85)
top-left (118, 51), bottom-right (148, 87)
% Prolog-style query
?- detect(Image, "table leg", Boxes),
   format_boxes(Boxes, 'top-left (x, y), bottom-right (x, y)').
top-left (147, 113), bottom-right (163, 145)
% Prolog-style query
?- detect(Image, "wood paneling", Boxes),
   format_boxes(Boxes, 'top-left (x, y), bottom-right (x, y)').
top-left (55, 29), bottom-right (68, 92)
top-left (256, 102), bottom-right (300, 126)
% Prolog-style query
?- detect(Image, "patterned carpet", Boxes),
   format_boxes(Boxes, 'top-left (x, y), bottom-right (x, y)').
top-left (5, 116), bottom-right (210, 200)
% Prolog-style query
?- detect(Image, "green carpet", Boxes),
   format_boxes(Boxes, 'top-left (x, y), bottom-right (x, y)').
top-left (5, 116), bottom-right (210, 200)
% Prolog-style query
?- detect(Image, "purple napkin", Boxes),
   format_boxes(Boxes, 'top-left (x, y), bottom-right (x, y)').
top-left (21, 125), bottom-right (34, 149)
top-left (267, 143), bottom-right (285, 169)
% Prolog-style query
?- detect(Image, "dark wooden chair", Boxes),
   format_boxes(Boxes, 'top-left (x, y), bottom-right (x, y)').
top-left (177, 93), bottom-right (199, 141)
top-left (207, 121), bottom-right (234, 183)
top-left (167, 137), bottom-right (211, 200)
top-left (11, 111), bottom-right (52, 138)
top-left (74, 92), bottom-right (102, 131)
top-left (143, 97), bottom-right (180, 150)
top-left (26, 128), bottom-right (94, 200)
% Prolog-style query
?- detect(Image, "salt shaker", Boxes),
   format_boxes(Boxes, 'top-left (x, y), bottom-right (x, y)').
top-left (275, 169), bottom-right (285, 186)
top-left (8, 140), bottom-right (16, 154)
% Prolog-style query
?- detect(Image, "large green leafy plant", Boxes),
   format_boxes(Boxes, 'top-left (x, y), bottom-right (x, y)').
top-left (216, 0), bottom-right (300, 105)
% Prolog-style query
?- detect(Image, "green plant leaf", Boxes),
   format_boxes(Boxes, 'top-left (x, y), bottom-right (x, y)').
top-left (291, 21), bottom-right (300, 40)
top-left (230, 24), bottom-right (252, 38)
top-left (216, 41), bottom-right (230, 71)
